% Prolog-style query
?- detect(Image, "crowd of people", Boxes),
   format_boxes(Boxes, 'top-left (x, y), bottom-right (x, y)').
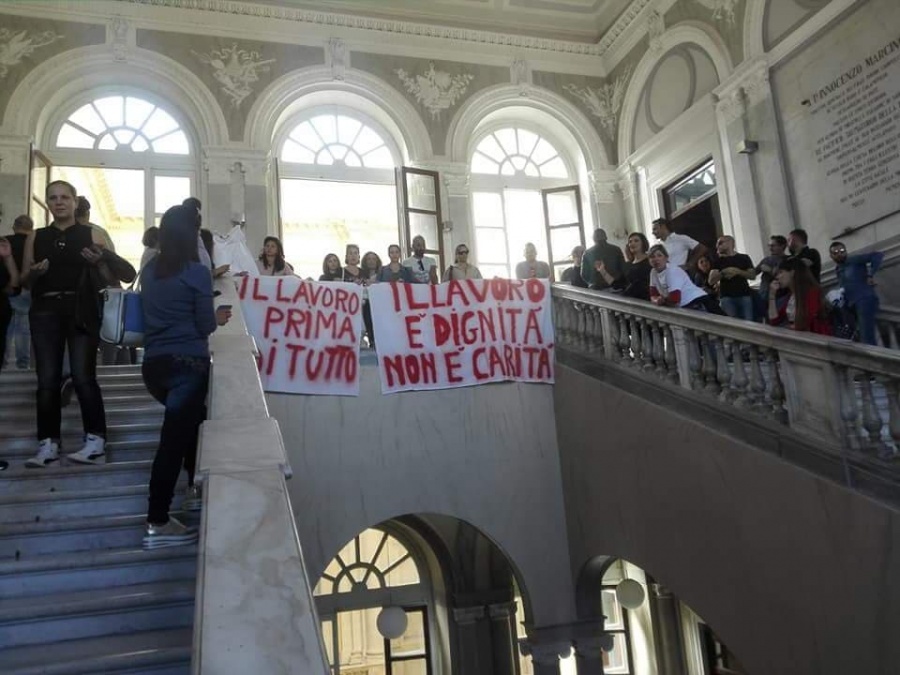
top-left (0, 183), bottom-right (889, 536)
top-left (554, 219), bottom-right (885, 344)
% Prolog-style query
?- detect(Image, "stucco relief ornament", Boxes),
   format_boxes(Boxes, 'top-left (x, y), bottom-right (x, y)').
top-left (564, 66), bottom-right (633, 136)
top-left (647, 10), bottom-right (665, 53)
top-left (395, 63), bottom-right (474, 120)
top-left (192, 44), bottom-right (275, 108)
top-left (0, 28), bottom-right (62, 78)
top-left (695, 0), bottom-right (739, 25)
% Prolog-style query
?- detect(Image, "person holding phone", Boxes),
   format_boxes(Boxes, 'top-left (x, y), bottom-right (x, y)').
top-left (139, 204), bottom-right (231, 549)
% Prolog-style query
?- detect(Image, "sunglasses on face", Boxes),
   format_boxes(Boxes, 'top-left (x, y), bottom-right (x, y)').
top-left (457, 249), bottom-right (469, 255)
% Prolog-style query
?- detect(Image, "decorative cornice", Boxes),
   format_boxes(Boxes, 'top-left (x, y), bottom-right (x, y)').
top-left (123, 0), bottom-right (655, 59)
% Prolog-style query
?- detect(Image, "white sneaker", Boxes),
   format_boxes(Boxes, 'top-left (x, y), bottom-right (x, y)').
top-left (25, 439), bottom-right (60, 468)
top-left (67, 434), bottom-right (106, 465)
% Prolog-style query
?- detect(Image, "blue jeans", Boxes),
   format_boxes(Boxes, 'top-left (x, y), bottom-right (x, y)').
top-left (852, 296), bottom-right (880, 346)
top-left (31, 299), bottom-right (107, 441)
top-left (720, 295), bottom-right (755, 322)
top-left (142, 355), bottom-right (210, 524)
top-left (8, 291), bottom-right (31, 369)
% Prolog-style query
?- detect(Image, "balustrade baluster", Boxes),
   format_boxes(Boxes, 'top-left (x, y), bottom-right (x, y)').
top-left (858, 373), bottom-right (887, 456)
top-left (582, 307), bottom-right (596, 352)
top-left (885, 377), bottom-right (900, 456)
top-left (640, 319), bottom-right (655, 373)
top-left (614, 312), bottom-right (628, 362)
top-left (687, 330), bottom-right (704, 390)
top-left (746, 344), bottom-right (765, 411)
top-left (628, 317), bottom-right (640, 367)
top-left (716, 339), bottom-right (733, 403)
top-left (730, 342), bottom-right (750, 408)
top-left (573, 303), bottom-right (585, 351)
top-left (591, 307), bottom-right (604, 353)
top-left (664, 325), bottom-right (680, 384)
top-left (701, 334), bottom-right (719, 394)
top-left (766, 349), bottom-right (788, 424)
top-left (838, 366), bottom-right (862, 451)
top-left (652, 323), bottom-right (666, 379)
top-left (553, 298), bottom-right (566, 345)
top-left (561, 299), bottom-right (573, 345)
top-left (889, 324), bottom-right (900, 351)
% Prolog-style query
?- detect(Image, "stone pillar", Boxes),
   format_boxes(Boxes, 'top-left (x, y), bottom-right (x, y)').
top-left (453, 605), bottom-right (488, 675)
top-left (0, 136), bottom-right (32, 226)
top-left (202, 148), bottom-right (273, 251)
top-left (441, 165), bottom-right (472, 256)
top-left (573, 635), bottom-right (609, 675)
top-left (488, 601), bottom-right (519, 675)
top-left (589, 169), bottom-right (627, 245)
top-left (520, 640), bottom-right (572, 675)
top-left (617, 163), bottom-right (645, 234)
top-left (648, 581), bottom-right (687, 675)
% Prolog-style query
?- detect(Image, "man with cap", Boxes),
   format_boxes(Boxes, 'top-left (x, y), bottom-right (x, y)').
top-left (561, 245), bottom-right (587, 287)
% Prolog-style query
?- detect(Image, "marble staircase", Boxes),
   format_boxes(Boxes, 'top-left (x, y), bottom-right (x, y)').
top-left (0, 365), bottom-right (197, 675)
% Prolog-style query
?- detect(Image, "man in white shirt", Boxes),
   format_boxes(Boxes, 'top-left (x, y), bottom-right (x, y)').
top-left (651, 218), bottom-right (707, 270)
top-left (403, 235), bottom-right (438, 284)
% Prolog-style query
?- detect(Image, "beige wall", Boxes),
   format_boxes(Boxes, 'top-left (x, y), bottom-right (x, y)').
top-left (554, 363), bottom-right (900, 675)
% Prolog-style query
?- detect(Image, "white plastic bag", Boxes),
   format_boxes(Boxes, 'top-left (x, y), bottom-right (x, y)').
top-left (213, 226), bottom-right (258, 276)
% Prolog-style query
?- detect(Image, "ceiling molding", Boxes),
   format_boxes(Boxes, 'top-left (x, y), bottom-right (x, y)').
top-left (120, 0), bottom-right (654, 58)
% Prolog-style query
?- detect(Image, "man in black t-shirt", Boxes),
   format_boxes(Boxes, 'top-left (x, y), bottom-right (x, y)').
top-left (788, 228), bottom-right (822, 282)
top-left (709, 235), bottom-right (756, 321)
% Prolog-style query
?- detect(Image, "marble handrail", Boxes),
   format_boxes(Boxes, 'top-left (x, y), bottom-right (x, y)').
top-left (551, 284), bottom-right (900, 468)
top-left (191, 277), bottom-right (329, 674)
top-left (877, 304), bottom-right (900, 350)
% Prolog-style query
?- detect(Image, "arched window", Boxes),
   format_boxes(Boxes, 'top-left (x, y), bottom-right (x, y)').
top-left (45, 93), bottom-right (196, 269)
top-left (315, 527), bottom-right (433, 674)
top-left (277, 109), bottom-right (402, 278)
top-left (469, 126), bottom-right (578, 279)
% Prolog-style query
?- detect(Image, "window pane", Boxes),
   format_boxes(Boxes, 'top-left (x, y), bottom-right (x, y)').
top-left (385, 556), bottom-right (419, 588)
top-left (539, 157), bottom-right (568, 178)
top-left (363, 146), bottom-right (394, 169)
top-left (500, 160), bottom-right (515, 176)
top-left (530, 138), bottom-right (558, 165)
top-left (282, 140), bottom-right (316, 164)
top-left (337, 115), bottom-right (362, 145)
top-left (472, 192), bottom-right (503, 229)
top-left (113, 129), bottom-right (135, 145)
top-left (320, 619), bottom-right (335, 667)
top-left (476, 134), bottom-right (506, 162)
top-left (389, 610), bottom-right (426, 657)
top-left (480, 264), bottom-right (511, 279)
top-left (603, 632), bottom-right (630, 674)
top-left (330, 145), bottom-right (348, 162)
top-left (344, 151), bottom-right (363, 168)
top-left (471, 153), bottom-right (499, 174)
top-left (503, 189), bottom-right (545, 265)
top-left (546, 191), bottom-right (578, 226)
top-left (523, 162), bottom-right (540, 177)
top-left (352, 125), bottom-right (385, 155)
top-left (495, 128), bottom-right (517, 155)
top-left (132, 136), bottom-right (150, 153)
top-left (550, 227), bottom-right (582, 265)
top-left (143, 108), bottom-right (179, 140)
top-left (289, 121), bottom-right (322, 152)
top-left (57, 123), bottom-right (96, 149)
top-left (475, 228), bottom-right (507, 263)
top-left (408, 212), bottom-right (439, 249)
top-left (311, 114), bottom-right (338, 144)
top-left (518, 129), bottom-right (540, 158)
top-left (68, 104), bottom-right (106, 135)
top-left (392, 661), bottom-right (427, 675)
top-left (602, 589), bottom-right (624, 629)
top-left (405, 173), bottom-right (436, 212)
top-left (155, 176), bottom-right (191, 215)
top-left (151, 130), bottom-right (189, 155)
top-left (336, 608), bottom-right (385, 671)
top-left (94, 96), bottom-right (124, 128)
top-left (126, 97), bottom-right (156, 130)
top-left (98, 134), bottom-right (117, 150)
top-left (511, 156), bottom-right (527, 172)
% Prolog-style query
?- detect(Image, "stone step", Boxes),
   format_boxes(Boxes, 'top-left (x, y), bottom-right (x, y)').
top-left (0, 484), bottom-right (159, 525)
top-left (0, 545), bottom-right (198, 599)
top-left (0, 626), bottom-right (191, 675)
top-left (2, 403), bottom-right (163, 426)
top-left (1, 459), bottom-right (155, 495)
top-left (0, 513), bottom-right (150, 560)
top-left (0, 422), bottom-right (161, 456)
top-left (0, 392), bottom-right (157, 410)
top-left (0, 579), bottom-right (195, 648)
top-left (0, 368), bottom-right (145, 386)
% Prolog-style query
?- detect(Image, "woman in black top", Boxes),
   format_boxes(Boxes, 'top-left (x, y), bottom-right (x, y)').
top-left (622, 232), bottom-right (652, 300)
top-left (21, 180), bottom-right (124, 468)
top-left (319, 253), bottom-right (343, 281)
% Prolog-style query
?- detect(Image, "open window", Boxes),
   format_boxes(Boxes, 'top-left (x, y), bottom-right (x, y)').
top-left (542, 185), bottom-right (586, 281)
top-left (29, 148), bottom-right (52, 227)
top-left (399, 167), bottom-right (445, 272)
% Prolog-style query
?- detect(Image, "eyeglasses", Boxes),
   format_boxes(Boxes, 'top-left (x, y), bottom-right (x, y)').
top-left (457, 249), bottom-right (469, 255)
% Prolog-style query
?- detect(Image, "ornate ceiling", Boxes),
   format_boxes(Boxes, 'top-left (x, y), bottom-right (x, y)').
top-left (249, 0), bottom-right (638, 43)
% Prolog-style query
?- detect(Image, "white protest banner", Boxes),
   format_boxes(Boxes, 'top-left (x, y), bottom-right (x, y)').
top-left (368, 279), bottom-right (554, 394)
top-left (236, 275), bottom-right (363, 396)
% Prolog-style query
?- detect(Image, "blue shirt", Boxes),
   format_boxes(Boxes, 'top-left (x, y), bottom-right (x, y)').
top-left (140, 260), bottom-right (217, 359)
top-left (835, 251), bottom-right (883, 305)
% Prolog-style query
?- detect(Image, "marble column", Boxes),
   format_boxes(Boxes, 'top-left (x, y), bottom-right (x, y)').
top-left (488, 601), bottom-right (519, 675)
top-left (617, 163), bottom-right (645, 234)
top-left (453, 605), bottom-right (488, 675)
top-left (520, 639), bottom-right (572, 675)
top-left (202, 148), bottom-right (273, 251)
top-left (573, 635), bottom-right (610, 675)
top-left (589, 169), bottom-right (627, 245)
top-left (648, 581), bottom-right (687, 675)
top-left (0, 136), bottom-right (32, 222)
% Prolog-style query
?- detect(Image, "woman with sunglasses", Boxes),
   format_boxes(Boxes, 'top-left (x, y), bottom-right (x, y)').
top-left (442, 244), bottom-right (482, 282)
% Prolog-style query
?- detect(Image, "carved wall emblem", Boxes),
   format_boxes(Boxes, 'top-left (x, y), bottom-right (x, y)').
top-left (395, 63), bottom-right (474, 120)
top-left (695, 0), bottom-right (739, 26)
top-left (192, 43), bottom-right (275, 108)
top-left (0, 28), bottom-right (63, 79)
top-left (564, 66), bottom-right (633, 137)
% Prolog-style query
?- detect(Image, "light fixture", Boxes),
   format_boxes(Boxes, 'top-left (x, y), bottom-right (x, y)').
top-left (736, 140), bottom-right (759, 155)
top-left (615, 579), bottom-right (646, 610)
top-left (377, 606), bottom-right (408, 640)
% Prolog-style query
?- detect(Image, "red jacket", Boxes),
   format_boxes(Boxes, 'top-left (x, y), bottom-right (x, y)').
top-left (769, 291), bottom-right (832, 336)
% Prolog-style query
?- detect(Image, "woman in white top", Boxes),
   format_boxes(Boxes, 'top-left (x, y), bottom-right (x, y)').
top-left (442, 244), bottom-right (482, 282)
top-left (256, 236), bottom-right (294, 276)
top-left (648, 245), bottom-right (725, 314)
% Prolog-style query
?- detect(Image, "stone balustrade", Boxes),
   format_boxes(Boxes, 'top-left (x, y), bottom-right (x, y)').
top-left (552, 285), bottom-right (900, 494)
top-left (191, 278), bottom-right (329, 674)
top-left (877, 304), bottom-right (900, 350)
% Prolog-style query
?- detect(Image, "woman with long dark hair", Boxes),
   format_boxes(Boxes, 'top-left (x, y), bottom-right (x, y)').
top-left (768, 256), bottom-right (832, 335)
top-left (320, 253), bottom-right (343, 281)
top-left (621, 232), bottom-right (652, 300)
top-left (257, 236), bottom-right (294, 276)
top-left (140, 204), bottom-right (231, 548)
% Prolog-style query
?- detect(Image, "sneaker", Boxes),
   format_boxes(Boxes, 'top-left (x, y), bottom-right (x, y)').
top-left (67, 434), bottom-right (106, 465)
top-left (60, 376), bottom-right (74, 407)
top-left (182, 484), bottom-right (203, 512)
top-left (143, 516), bottom-right (198, 550)
top-left (25, 439), bottom-right (60, 468)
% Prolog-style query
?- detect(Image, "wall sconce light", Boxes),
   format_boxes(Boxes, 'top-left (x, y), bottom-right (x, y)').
top-left (737, 140), bottom-right (759, 155)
